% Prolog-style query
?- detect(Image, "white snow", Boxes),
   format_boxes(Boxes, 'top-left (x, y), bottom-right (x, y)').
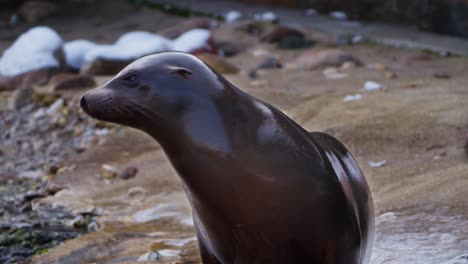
top-left (63, 39), bottom-right (97, 69)
top-left (172, 29), bottom-right (212, 53)
top-left (0, 26), bottom-right (63, 76)
top-left (83, 31), bottom-right (173, 64)
top-left (225, 10), bottom-right (242, 23)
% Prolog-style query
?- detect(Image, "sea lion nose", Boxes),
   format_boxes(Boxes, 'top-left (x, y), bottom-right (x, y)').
top-left (80, 95), bottom-right (88, 112)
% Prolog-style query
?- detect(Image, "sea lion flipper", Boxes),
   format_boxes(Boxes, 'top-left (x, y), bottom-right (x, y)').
top-left (308, 132), bottom-right (373, 263)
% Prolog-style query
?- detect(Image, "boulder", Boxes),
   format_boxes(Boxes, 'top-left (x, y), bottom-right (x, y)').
top-left (81, 58), bottom-right (130, 76)
top-left (172, 29), bottom-right (217, 54)
top-left (0, 68), bottom-right (52, 91)
top-left (49, 73), bottom-right (96, 91)
top-left (290, 49), bottom-right (362, 70)
top-left (18, 0), bottom-right (56, 24)
top-left (196, 54), bottom-right (239, 74)
top-left (261, 26), bottom-right (313, 49)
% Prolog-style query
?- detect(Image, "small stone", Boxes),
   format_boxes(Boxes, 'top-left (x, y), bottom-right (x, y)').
top-left (19, 170), bottom-right (44, 180)
top-left (8, 87), bottom-right (33, 110)
top-left (340, 61), bottom-right (357, 70)
top-left (128, 186), bottom-right (147, 197)
top-left (250, 79), bottom-right (268, 87)
top-left (261, 26), bottom-right (312, 49)
top-left (433, 72), bottom-right (451, 79)
top-left (367, 63), bottom-right (388, 71)
top-left (343, 94), bottom-right (362, 102)
top-left (323, 67), bottom-right (348, 79)
top-left (291, 49), bottom-right (362, 70)
top-left (67, 215), bottom-right (87, 228)
top-left (352, 35), bottom-right (363, 44)
top-left (100, 164), bottom-right (119, 179)
top-left (384, 71), bottom-right (397, 79)
top-left (257, 57), bottom-right (282, 70)
top-left (368, 160), bottom-right (387, 168)
top-left (120, 166), bottom-right (138, 180)
top-left (138, 251), bottom-right (161, 262)
top-left (400, 53), bottom-right (432, 64)
top-left (363, 81), bottom-right (383, 91)
top-left (46, 98), bottom-right (64, 115)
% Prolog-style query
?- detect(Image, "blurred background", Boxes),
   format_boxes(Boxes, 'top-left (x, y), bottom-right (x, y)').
top-left (0, 1), bottom-right (467, 263)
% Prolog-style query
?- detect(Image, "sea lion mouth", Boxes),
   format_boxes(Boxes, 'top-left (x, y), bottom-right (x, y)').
top-left (80, 90), bottom-right (135, 125)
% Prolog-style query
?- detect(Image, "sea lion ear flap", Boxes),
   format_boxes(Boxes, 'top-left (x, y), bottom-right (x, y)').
top-left (169, 66), bottom-right (192, 79)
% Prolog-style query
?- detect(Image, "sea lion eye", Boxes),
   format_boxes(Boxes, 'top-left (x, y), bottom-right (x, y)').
top-left (170, 66), bottom-right (192, 79)
top-left (121, 73), bottom-right (139, 87)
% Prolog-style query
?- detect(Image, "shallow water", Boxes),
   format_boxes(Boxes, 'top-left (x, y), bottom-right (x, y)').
top-left (372, 207), bottom-right (468, 264)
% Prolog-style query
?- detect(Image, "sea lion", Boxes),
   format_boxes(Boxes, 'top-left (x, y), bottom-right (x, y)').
top-left (80, 52), bottom-right (374, 264)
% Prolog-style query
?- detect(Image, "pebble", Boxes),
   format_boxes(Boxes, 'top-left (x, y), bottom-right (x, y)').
top-left (368, 160), bottom-right (388, 168)
top-left (19, 170), bottom-right (44, 180)
top-left (128, 186), bottom-right (147, 197)
top-left (137, 251), bottom-right (160, 262)
top-left (343, 94), bottom-right (363, 102)
top-left (120, 166), bottom-right (138, 180)
top-left (363, 81), bottom-right (383, 91)
top-left (100, 164), bottom-right (119, 179)
top-left (323, 67), bottom-right (348, 79)
top-left (254, 11), bottom-right (278, 23)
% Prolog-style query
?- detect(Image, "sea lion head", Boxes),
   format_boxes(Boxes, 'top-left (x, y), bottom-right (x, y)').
top-left (80, 52), bottom-right (228, 137)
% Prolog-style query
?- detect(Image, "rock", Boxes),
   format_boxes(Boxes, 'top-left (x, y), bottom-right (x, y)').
top-left (0, 26), bottom-right (63, 77)
top-left (343, 94), bottom-right (363, 102)
top-left (119, 166), bottom-right (138, 180)
top-left (368, 160), bottom-right (388, 168)
top-left (400, 53), bottom-right (432, 64)
top-left (128, 186), bottom-right (147, 197)
top-left (257, 57), bottom-right (282, 70)
top-left (100, 164), bottom-right (119, 180)
top-left (159, 17), bottom-right (215, 39)
top-left (341, 61), bottom-right (358, 70)
top-left (0, 68), bottom-right (52, 91)
top-left (195, 54), bottom-right (239, 74)
top-left (81, 58), bottom-right (130, 76)
top-left (261, 26), bottom-right (313, 49)
top-left (225, 10), bottom-right (242, 23)
top-left (433, 72), bottom-right (451, 79)
top-left (290, 49), bottom-right (362, 70)
top-left (363, 81), bottom-right (383, 91)
top-left (211, 21), bottom-right (267, 56)
top-left (18, 0), bottom-right (56, 24)
top-left (172, 29), bottom-right (217, 54)
top-left (138, 251), bottom-right (161, 262)
top-left (32, 91), bottom-right (60, 106)
top-left (50, 74), bottom-right (96, 91)
top-left (322, 67), bottom-right (348, 79)
top-left (384, 71), bottom-right (398, 79)
top-left (8, 87), bottom-right (33, 110)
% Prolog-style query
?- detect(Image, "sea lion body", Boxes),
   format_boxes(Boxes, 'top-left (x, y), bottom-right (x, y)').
top-left (80, 52), bottom-right (374, 264)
